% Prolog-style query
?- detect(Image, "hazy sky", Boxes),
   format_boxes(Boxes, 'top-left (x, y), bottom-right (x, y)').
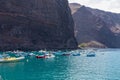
top-left (68, 0), bottom-right (120, 13)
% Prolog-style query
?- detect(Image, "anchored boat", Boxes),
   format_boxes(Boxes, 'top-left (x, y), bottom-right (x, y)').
top-left (86, 51), bottom-right (96, 57)
top-left (0, 57), bottom-right (25, 63)
top-left (36, 53), bottom-right (55, 59)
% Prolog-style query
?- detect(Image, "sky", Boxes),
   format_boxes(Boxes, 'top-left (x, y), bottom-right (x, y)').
top-left (68, 0), bottom-right (120, 13)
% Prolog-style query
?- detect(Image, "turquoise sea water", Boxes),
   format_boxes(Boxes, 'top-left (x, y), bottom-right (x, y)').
top-left (0, 49), bottom-right (120, 80)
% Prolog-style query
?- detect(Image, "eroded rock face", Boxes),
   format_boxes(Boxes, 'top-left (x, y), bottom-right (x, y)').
top-left (0, 0), bottom-right (77, 51)
top-left (70, 3), bottom-right (120, 48)
top-left (69, 3), bottom-right (81, 14)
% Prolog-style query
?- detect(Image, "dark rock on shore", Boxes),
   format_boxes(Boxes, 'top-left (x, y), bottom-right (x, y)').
top-left (0, 0), bottom-right (77, 51)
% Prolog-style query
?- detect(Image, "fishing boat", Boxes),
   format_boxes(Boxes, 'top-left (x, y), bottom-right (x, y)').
top-left (0, 57), bottom-right (25, 63)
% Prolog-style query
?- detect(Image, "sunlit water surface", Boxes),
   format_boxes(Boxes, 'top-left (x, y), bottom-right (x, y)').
top-left (0, 49), bottom-right (120, 80)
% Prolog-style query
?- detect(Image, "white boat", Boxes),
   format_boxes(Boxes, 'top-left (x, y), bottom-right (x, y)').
top-left (36, 53), bottom-right (55, 59)
top-left (45, 54), bottom-right (55, 58)
top-left (28, 53), bottom-right (35, 56)
top-left (86, 51), bottom-right (96, 57)
top-left (0, 57), bottom-right (25, 63)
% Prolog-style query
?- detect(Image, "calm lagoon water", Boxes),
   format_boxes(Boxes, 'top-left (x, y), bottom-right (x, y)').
top-left (0, 49), bottom-right (120, 80)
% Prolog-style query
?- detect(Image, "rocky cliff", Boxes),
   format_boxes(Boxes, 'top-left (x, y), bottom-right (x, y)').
top-left (0, 0), bottom-right (77, 51)
top-left (70, 3), bottom-right (120, 48)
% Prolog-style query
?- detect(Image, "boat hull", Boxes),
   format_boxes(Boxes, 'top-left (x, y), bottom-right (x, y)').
top-left (36, 54), bottom-right (55, 59)
top-left (87, 54), bottom-right (95, 57)
top-left (0, 57), bottom-right (25, 63)
top-left (36, 56), bottom-right (45, 58)
top-left (62, 54), bottom-right (70, 56)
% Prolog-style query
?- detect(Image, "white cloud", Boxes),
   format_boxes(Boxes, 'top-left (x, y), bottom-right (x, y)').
top-left (68, 0), bottom-right (120, 13)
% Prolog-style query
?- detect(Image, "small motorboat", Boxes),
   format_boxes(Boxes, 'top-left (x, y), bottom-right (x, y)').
top-left (86, 51), bottom-right (96, 57)
top-left (36, 53), bottom-right (55, 59)
top-left (36, 55), bottom-right (45, 58)
top-left (45, 54), bottom-right (55, 58)
top-left (0, 57), bottom-right (25, 63)
top-left (62, 53), bottom-right (70, 56)
top-left (28, 53), bottom-right (35, 56)
top-left (72, 53), bottom-right (81, 56)
top-left (87, 54), bottom-right (95, 57)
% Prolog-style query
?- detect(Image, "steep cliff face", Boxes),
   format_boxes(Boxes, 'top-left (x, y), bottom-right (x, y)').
top-left (70, 3), bottom-right (120, 48)
top-left (0, 0), bottom-right (77, 51)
